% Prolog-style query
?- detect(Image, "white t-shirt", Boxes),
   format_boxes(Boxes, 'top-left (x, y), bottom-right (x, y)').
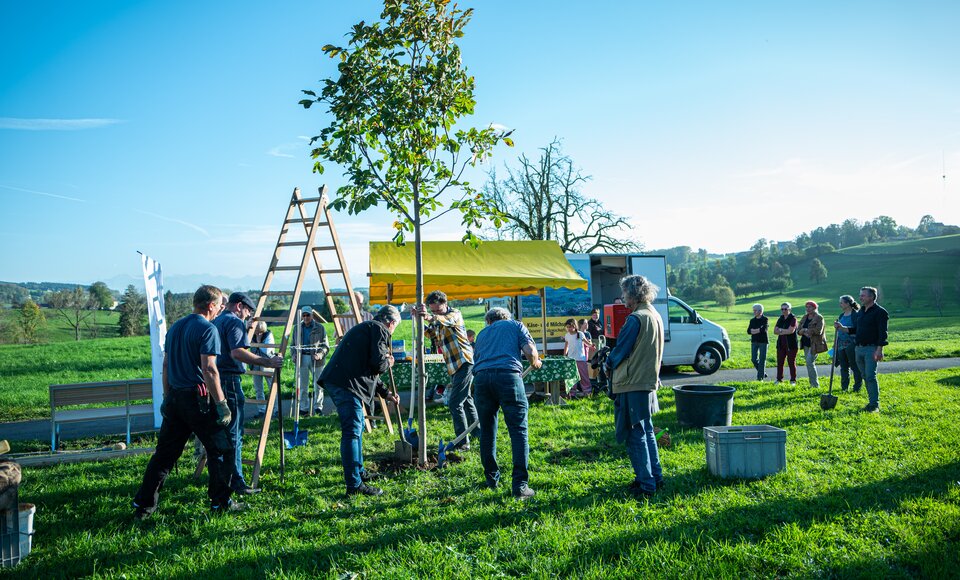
top-left (564, 332), bottom-right (588, 362)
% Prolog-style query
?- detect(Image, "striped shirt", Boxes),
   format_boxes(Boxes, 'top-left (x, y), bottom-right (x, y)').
top-left (424, 307), bottom-right (473, 375)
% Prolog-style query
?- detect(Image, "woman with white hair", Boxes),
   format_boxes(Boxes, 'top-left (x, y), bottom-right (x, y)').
top-left (747, 304), bottom-right (769, 381)
top-left (606, 274), bottom-right (665, 498)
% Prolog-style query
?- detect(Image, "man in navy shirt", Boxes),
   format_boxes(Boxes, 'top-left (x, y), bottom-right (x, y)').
top-left (835, 286), bottom-right (889, 413)
top-left (133, 285), bottom-right (237, 518)
top-left (214, 292), bottom-right (282, 494)
top-left (472, 307), bottom-right (542, 499)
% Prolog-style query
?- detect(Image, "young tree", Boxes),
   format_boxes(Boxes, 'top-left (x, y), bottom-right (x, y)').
top-left (318, 296), bottom-right (349, 321)
top-left (301, 0), bottom-right (512, 464)
top-left (118, 285), bottom-right (147, 337)
top-left (17, 299), bottom-right (46, 343)
top-left (930, 279), bottom-right (944, 316)
top-left (483, 139), bottom-right (642, 252)
top-left (809, 258), bottom-right (828, 284)
top-left (47, 287), bottom-right (96, 341)
top-left (712, 285), bottom-right (736, 312)
top-left (901, 277), bottom-right (914, 310)
top-left (89, 281), bottom-right (114, 310)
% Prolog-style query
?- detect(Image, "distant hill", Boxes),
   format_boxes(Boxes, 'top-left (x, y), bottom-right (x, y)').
top-left (780, 234), bottom-right (960, 315)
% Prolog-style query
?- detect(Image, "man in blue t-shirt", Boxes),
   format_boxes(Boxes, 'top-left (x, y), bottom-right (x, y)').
top-left (133, 285), bottom-right (238, 519)
top-left (472, 307), bottom-right (542, 499)
top-left (213, 292), bottom-right (283, 494)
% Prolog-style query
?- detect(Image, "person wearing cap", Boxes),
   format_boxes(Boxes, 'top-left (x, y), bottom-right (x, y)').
top-left (213, 292), bottom-right (283, 494)
top-left (297, 306), bottom-right (330, 415)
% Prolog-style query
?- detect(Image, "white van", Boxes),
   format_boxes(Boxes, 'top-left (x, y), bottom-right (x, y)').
top-left (520, 253), bottom-right (730, 375)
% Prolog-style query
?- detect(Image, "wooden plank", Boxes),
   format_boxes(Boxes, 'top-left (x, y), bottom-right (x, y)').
top-left (271, 266), bottom-right (301, 272)
top-left (14, 447), bottom-right (154, 467)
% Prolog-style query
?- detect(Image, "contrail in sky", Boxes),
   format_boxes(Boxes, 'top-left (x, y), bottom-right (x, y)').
top-left (0, 117), bottom-right (123, 130)
top-left (134, 209), bottom-right (210, 236)
top-left (0, 183), bottom-right (86, 202)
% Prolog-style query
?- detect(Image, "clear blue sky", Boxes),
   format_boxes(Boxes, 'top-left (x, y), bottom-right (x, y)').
top-left (2, 0), bottom-right (958, 290)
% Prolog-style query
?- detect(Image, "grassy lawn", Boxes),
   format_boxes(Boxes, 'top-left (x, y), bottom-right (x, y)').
top-left (5, 368), bottom-right (959, 578)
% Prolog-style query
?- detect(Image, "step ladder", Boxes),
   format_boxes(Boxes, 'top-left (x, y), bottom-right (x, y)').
top-left (195, 186), bottom-right (393, 488)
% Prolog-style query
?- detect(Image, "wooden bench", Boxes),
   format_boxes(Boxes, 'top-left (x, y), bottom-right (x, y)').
top-left (49, 379), bottom-right (154, 451)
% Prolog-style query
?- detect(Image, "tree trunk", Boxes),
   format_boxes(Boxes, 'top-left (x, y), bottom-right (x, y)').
top-left (413, 193), bottom-right (428, 465)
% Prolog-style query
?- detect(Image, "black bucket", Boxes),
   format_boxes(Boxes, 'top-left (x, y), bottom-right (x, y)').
top-left (672, 384), bottom-right (736, 428)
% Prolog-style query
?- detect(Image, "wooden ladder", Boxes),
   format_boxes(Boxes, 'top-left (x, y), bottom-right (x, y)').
top-left (196, 186), bottom-right (393, 487)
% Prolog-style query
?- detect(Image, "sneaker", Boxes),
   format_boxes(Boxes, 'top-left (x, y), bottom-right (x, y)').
top-left (231, 481), bottom-right (261, 495)
top-left (211, 500), bottom-right (247, 514)
top-left (359, 471), bottom-right (381, 483)
top-left (861, 403), bottom-right (880, 413)
top-left (513, 486), bottom-right (535, 500)
top-left (132, 502), bottom-right (151, 521)
top-left (346, 483), bottom-right (383, 497)
top-left (774, 380), bottom-right (783, 385)
top-left (484, 475), bottom-right (499, 490)
top-left (789, 381), bottom-right (797, 386)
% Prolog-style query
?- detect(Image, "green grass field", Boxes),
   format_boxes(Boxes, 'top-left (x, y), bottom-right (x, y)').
top-left (4, 369), bottom-right (959, 578)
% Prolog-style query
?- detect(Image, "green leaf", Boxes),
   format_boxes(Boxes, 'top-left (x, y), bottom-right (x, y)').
top-left (503, 137), bottom-right (514, 147)
top-left (302, 90), bottom-right (317, 97)
top-left (299, 100), bottom-right (314, 108)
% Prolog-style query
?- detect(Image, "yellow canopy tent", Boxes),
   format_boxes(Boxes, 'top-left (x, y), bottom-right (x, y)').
top-left (368, 240), bottom-right (587, 303)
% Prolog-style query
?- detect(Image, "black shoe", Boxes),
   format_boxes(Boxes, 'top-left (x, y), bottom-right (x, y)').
top-left (211, 500), bottom-right (247, 514)
top-left (484, 475), bottom-right (499, 489)
top-left (628, 480), bottom-right (656, 498)
top-left (347, 483), bottom-right (383, 497)
top-left (359, 471), bottom-right (381, 483)
top-left (232, 482), bottom-right (261, 495)
top-left (513, 486), bottom-right (535, 500)
top-left (861, 403), bottom-right (880, 413)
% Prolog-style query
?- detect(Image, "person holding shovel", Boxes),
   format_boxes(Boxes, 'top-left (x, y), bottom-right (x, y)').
top-left (414, 290), bottom-right (478, 450)
top-left (473, 307), bottom-right (542, 499)
top-left (834, 286), bottom-right (889, 413)
top-left (835, 295), bottom-right (863, 392)
top-left (318, 305), bottom-right (401, 496)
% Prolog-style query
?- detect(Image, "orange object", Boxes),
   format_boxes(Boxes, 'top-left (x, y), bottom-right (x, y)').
top-left (603, 304), bottom-right (631, 338)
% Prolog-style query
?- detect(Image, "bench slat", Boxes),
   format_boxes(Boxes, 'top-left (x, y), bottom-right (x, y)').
top-left (55, 404), bottom-right (154, 423)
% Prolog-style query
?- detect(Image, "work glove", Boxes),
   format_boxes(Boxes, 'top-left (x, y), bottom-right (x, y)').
top-left (215, 399), bottom-right (232, 427)
top-left (160, 396), bottom-right (170, 420)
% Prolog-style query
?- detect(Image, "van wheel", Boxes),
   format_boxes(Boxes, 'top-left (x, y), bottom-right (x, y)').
top-left (693, 345), bottom-right (722, 375)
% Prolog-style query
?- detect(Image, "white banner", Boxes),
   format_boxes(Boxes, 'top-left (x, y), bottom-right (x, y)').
top-left (140, 252), bottom-right (167, 428)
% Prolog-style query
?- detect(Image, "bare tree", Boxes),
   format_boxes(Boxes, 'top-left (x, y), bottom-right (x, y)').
top-left (930, 279), bottom-right (944, 316)
top-left (901, 277), bottom-right (914, 310)
top-left (47, 287), bottom-right (96, 341)
top-left (484, 139), bottom-right (642, 252)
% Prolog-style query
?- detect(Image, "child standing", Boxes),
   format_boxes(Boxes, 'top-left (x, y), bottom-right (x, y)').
top-left (564, 318), bottom-right (592, 397)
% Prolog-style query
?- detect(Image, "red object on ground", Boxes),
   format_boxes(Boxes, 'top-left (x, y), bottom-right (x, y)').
top-left (604, 304), bottom-right (631, 338)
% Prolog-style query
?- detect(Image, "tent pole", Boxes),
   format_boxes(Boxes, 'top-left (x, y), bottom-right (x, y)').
top-left (540, 288), bottom-right (547, 354)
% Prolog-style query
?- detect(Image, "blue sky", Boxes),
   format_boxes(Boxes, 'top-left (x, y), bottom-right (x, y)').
top-left (2, 0), bottom-right (959, 290)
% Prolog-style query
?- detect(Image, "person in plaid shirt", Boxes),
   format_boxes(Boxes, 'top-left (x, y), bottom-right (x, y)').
top-left (415, 290), bottom-right (478, 450)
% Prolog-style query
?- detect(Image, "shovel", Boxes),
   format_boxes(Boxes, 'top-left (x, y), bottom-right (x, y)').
top-left (389, 367), bottom-right (414, 463)
top-left (820, 332), bottom-right (839, 411)
top-left (284, 343), bottom-right (309, 448)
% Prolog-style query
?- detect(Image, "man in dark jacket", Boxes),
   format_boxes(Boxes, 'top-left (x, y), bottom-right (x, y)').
top-left (318, 305), bottom-right (401, 496)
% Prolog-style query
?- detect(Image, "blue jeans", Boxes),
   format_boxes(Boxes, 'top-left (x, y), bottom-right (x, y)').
top-left (473, 369), bottom-right (529, 493)
top-left (750, 342), bottom-right (767, 380)
top-left (837, 343), bottom-right (862, 391)
top-left (328, 385), bottom-right (366, 491)
top-left (625, 416), bottom-right (662, 493)
top-left (447, 363), bottom-right (478, 444)
top-left (855, 346), bottom-right (880, 405)
top-left (221, 373), bottom-right (245, 483)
